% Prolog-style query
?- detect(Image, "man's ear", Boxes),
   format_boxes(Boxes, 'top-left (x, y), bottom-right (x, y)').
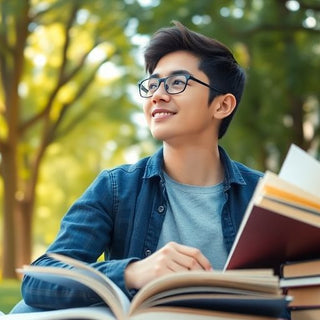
top-left (211, 94), bottom-right (237, 120)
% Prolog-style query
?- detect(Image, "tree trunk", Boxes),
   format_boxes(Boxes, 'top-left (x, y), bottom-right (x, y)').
top-left (2, 145), bottom-right (18, 278)
top-left (14, 199), bottom-right (33, 269)
top-left (15, 141), bottom-right (47, 269)
top-left (1, 0), bottom-right (31, 278)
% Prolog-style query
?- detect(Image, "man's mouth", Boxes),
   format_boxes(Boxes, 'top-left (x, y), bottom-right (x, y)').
top-left (152, 111), bottom-right (175, 118)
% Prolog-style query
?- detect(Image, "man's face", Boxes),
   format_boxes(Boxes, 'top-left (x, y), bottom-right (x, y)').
top-left (142, 50), bottom-right (219, 145)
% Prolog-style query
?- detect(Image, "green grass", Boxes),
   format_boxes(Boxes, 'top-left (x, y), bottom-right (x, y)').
top-left (0, 279), bottom-right (22, 314)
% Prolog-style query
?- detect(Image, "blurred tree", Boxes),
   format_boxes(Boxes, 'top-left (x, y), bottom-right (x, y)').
top-left (0, 0), bottom-right (144, 278)
top-left (131, 0), bottom-right (320, 170)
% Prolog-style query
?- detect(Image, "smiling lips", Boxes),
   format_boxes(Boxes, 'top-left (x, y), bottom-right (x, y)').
top-left (152, 109), bottom-right (176, 119)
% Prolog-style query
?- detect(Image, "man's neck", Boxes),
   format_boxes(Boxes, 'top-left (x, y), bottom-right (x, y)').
top-left (162, 143), bottom-right (224, 186)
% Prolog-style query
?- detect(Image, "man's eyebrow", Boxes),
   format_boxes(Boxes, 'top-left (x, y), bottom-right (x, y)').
top-left (150, 69), bottom-right (192, 78)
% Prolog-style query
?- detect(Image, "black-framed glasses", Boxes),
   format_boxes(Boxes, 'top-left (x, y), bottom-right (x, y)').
top-left (138, 74), bottom-right (224, 98)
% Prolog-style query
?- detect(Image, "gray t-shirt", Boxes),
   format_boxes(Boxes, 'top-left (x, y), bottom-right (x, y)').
top-left (156, 171), bottom-right (228, 270)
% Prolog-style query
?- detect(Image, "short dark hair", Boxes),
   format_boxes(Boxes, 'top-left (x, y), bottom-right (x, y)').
top-left (144, 21), bottom-right (246, 138)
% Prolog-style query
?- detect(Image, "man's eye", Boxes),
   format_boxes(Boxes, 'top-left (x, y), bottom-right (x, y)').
top-left (148, 82), bottom-right (158, 90)
top-left (173, 79), bottom-right (184, 85)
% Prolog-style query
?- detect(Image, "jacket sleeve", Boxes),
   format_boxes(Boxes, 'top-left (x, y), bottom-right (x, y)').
top-left (21, 170), bottom-right (139, 310)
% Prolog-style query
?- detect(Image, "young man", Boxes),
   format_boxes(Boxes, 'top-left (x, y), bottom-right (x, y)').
top-left (12, 21), bottom-right (262, 312)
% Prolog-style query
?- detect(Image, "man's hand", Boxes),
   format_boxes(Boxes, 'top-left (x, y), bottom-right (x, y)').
top-left (125, 241), bottom-right (212, 289)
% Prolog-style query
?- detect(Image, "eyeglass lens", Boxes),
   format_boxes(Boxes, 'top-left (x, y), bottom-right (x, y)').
top-left (140, 74), bottom-right (188, 97)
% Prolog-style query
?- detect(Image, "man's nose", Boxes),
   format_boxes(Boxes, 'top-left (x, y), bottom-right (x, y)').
top-left (152, 81), bottom-right (170, 101)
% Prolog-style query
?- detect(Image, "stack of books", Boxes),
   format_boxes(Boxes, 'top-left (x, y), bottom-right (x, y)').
top-left (280, 259), bottom-right (320, 320)
top-left (224, 144), bottom-right (320, 274)
top-left (3, 253), bottom-right (289, 320)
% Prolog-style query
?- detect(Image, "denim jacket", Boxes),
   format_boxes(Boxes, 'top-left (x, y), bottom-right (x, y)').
top-left (22, 146), bottom-right (263, 310)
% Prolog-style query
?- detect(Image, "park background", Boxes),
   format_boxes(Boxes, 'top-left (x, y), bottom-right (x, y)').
top-left (0, 0), bottom-right (319, 312)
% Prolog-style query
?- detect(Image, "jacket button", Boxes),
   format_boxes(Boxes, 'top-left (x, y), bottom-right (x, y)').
top-left (145, 249), bottom-right (152, 256)
top-left (157, 205), bottom-right (165, 214)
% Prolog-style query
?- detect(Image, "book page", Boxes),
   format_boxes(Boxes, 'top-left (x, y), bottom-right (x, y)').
top-left (19, 266), bottom-right (126, 320)
top-left (48, 253), bottom-right (130, 312)
top-left (260, 171), bottom-right (320, 211)
top-left (129, 270), bottom-right (280, 314)
top-left (131, 306), bottom-right (288, 320)
top-left (18, 254), bottom-right (131, 320)
top-left (0, 306), bottom-right (115, 320)
top-left (279, 144), bottom-right (320, 198)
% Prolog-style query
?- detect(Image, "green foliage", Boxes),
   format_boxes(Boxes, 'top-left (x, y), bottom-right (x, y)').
top-left (0, 279), bottom-right (22, 313)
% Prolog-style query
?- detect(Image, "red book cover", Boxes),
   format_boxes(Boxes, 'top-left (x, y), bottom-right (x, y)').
top-left (224, 205), bottom-right (320, 274)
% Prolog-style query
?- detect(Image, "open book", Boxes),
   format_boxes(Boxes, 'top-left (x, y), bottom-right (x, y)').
top-left (4, 254), bottom-right (290, 320)
top-left (224, 144), bottom-right (320, 273)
